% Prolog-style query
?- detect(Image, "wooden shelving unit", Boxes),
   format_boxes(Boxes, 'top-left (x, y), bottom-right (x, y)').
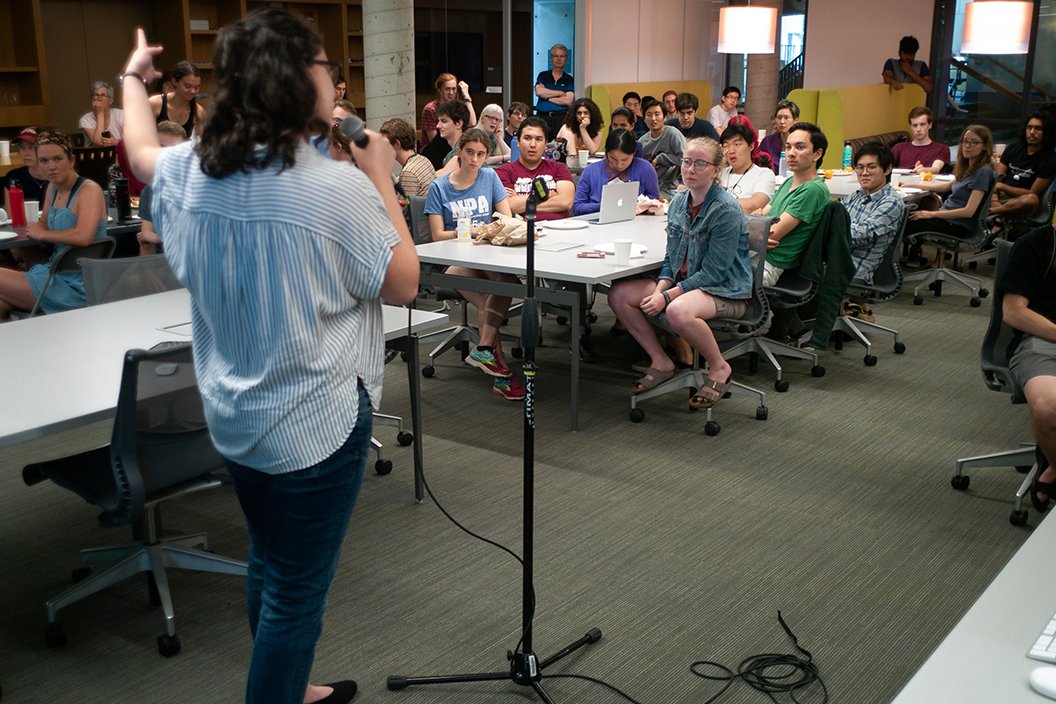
top-left (0, 0), bottom-right (50, 126)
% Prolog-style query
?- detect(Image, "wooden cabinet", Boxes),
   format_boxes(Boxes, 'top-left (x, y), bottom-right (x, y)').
top-left (0, 0), bottom-right (50, 126)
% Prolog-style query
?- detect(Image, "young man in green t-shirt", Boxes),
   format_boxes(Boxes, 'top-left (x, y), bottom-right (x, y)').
top-left (753, 122), bottom-right (830, 286)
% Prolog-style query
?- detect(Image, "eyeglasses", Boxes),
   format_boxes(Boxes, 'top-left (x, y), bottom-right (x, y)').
top-left (1026, 124), bottom-right (1044, 132)
top-left (853, 163), bottom-right (881, 173)
top-left (680, 158), bottom-right (719, 170)
top-left (308, 59), bottom-right (341, 72)
top-left (961, 139), bottom-right (984, 147)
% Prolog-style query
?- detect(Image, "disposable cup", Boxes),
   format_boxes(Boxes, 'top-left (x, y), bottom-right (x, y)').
top-left (0, 140), bottom-right (9, 161)
top-left (24, 200), bottom-right (39, 223)
top-left (890, 173), bottom-right (902, 189)
top-left (757, 129), bottom-right (766, 140)
top-left (578, 149), bottom-right (589, 168)
top-left (613, 239), bottom-right (632, 266)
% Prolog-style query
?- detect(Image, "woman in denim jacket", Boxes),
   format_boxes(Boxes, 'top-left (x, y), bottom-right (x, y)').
top-left (608, 137), bottom-right (752, 409)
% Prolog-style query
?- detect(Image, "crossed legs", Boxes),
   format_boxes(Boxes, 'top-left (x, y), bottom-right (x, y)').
top-left (0, 268), bottom-right (36, 322)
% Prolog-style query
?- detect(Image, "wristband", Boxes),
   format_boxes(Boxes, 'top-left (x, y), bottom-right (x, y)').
top-left (117, 71), bottom-right (148, 86)
top-left (661, 290), bottom-right (671, 306)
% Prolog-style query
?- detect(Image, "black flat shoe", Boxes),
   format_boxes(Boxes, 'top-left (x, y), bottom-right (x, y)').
top-left (1030, 455), bottom-right (1055, 515)
top-left (315, 681), bottom-right (358, 704)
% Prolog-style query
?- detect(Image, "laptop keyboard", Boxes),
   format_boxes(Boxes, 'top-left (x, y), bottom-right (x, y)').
top-left (1029, 613), bottom-right (1056, 663)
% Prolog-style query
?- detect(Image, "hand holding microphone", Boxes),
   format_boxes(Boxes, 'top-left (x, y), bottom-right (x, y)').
top-left (339, 115), bottom-right (396, 184)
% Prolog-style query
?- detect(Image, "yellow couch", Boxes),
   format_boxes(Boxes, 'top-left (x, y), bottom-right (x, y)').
top-left (586, 80), bottom-right (714, 141)
top-left (786, 84), bottom-right (925, 169)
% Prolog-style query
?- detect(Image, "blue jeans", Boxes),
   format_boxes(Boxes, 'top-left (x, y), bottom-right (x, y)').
top-left (225, 384), bottom-right (372, 704)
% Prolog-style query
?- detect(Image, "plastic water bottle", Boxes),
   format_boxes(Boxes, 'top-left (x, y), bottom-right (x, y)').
top-left (778, 152), bottom-right (787, 178)
top-left (842, 142), bottom-right (852, 170)
top-left (455, 205), bottom-right (471, 240)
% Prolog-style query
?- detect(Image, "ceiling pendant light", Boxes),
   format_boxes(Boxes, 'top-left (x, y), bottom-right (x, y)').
top-left (717, 4), bottom-right (779, 54)
top-left (961, 0), bottom-right (1033, 54)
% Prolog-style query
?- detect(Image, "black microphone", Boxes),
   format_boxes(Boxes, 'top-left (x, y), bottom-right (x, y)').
top-left (526, 176), bottom-right (550, 205)
top-left (339, 115), bottom-right (369, 149)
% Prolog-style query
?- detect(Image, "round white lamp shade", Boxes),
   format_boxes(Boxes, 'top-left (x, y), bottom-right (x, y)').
top-left (717, 6), bottom-right (778, 54)
top-left (961, 1), bottom-right (1032, 54)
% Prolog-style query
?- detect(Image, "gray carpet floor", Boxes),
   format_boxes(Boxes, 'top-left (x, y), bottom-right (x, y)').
top-left (0, 269), bottom-right (1036, 704)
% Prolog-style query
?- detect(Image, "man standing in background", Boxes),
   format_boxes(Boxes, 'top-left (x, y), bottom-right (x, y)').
top-left (534, 44), bottom-right (574, 140)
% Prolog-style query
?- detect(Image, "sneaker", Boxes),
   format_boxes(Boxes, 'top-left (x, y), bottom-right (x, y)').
top-left (578, 336), bottom-right (599, 363)
top-left (466, 347), bottom-right (512, 378)
top-left (493, 376), bottom-right (526, 401)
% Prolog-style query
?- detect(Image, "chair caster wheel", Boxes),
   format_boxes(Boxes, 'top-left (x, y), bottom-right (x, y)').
top-left (375, 459), bottom-right (393, 475)
top-left (71, 566), bottom-right (92, 583)
top-left (397, 431), bottom-right (414, 446)
top-left (951, 474), bottom-right (970, 490)
top-left (864, 355), bottom-right (878, 367)
top-left (970, 297), bottom-right (982, 307)
top-left (774, 379), bottom-right (789, 392)
top-left (157, 633), bottom-right (181, 657)
top-left (556, 315), bottom-right (568, 325)
top-left (704, 421), bottom-right (720, 436)
top-left (45, 623), bottom-right (67, 648)
top-left (913, 295), bottom-right (923, 305)
top-left (629, 408), bottom-right (645, 423)
top-left (933, 281), bottom-right (943, 297)
top-left (587, 311), bottom-right (598, 323)
top-left (1010, 509), bottom-right (1029, 527)
top-left (968, 261), bottom-right (978, 271)
top-left (422, 366), bottom-right (435, 378)
top-left (511, 347), bottom-right (524, 359)
top-left (756, 406), bottom-right (768, 421)
top-left (894, 342), bottom-right (906, 354)
top-left (811, 365), bottom-right (826, 377)
top-left (979, 288), bottom-right (989, 298)
top-left (400, 351), bottom-right (410, 363)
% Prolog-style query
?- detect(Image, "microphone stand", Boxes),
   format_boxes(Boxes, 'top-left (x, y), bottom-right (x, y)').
top-left (387, 179), bottom-right (602, 702)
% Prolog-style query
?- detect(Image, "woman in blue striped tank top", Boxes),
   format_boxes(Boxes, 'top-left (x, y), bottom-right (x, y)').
top-left (120, 10), bottom-right (419, 704)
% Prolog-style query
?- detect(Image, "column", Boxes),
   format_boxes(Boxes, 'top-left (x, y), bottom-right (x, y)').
top-left (362, 0), bottom-right (416, 129)
top-left (743, 0), bottom-right (781, 134)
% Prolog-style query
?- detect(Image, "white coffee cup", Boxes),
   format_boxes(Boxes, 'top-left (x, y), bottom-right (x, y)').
top-left (890, 172), bottom-right (902, 189)
top-left (578, 149), bottom-right (589, 168)
top-left (995, 143), bottom-right (1007, 158)
top-left (24, 200), bottom-right (39, 223)
top-left (757, 129), bottom-right (766, 140)
top-left (0, 140), bottom-right (9, 161)
top-left (613, 239), bottom-right (633, 266)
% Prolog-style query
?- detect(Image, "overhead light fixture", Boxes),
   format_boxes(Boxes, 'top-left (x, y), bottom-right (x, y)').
top-left (961, 0), bottom-right (1032, 54)
top-left (717, 4), bottom-right (778, 54)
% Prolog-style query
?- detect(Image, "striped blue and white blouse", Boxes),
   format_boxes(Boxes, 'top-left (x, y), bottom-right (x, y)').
top-left (153, 141), bottom-right (399, 474)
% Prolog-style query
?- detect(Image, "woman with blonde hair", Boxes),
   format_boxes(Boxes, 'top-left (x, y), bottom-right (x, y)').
top-left (477, 103), bottom-right (512, 164)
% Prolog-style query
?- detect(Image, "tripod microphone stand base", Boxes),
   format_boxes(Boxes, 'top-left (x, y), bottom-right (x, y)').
top-left (387, 627), bottom-right (602, 701)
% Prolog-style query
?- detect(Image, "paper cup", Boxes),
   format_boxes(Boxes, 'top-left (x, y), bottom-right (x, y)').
top-left (757, 129), bottom-right (766, 140)
top-left (24, 200), bottom-right (39, 223)
top-left (0, 140), bottom-right (9, 160)
top-left (613, 239), bottom-right (632, 266)
top-left (578, 149), bottom-right (589, 168)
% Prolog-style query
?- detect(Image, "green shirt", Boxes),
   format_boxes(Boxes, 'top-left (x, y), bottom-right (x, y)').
top-left (766, 177), bottom-right (830, 269)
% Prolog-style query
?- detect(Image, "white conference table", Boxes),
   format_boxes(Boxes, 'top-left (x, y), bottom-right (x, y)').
top-left (890, 511), bottom-right (1056, 703)
top-left (0, 289), bottom-right (449, 499)
top-left (416, 213), bottom-right (670, 431)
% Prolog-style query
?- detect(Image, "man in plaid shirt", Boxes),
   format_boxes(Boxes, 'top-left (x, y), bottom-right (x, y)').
top-left (844, 142), bottom-right (906, 285)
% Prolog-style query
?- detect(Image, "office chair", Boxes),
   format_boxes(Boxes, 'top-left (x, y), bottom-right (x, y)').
top-left (72, 145), bottom-right (117, 191)
top-left (13, 237), bottom-right (117, 318)
top-left (949, 239), bottom-right (1039, 526)
top-left (23, 342), bottom-right (247, 656)
top-left (629, 215), bottom-right (771, 435)
top-left (904, 183), bottom-right (996, 307)
top-left (829, 206), bottom-right (913, 365)
top-left (81, 253), bottom-right (184, 305)
top-left (966, 187), bottom-right (1056, 271)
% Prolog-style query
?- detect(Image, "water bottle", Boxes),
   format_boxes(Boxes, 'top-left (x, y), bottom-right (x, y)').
top-left (778, 152), bottom-right (787, 178)
top-left (842, 142), bottom-right (852, 170)
top-left (115, 177), bottom-right (132, 222)
top-left (456, 205), bottom-right (471, 240)
top-left (7, 181), bottom-right (25, 227)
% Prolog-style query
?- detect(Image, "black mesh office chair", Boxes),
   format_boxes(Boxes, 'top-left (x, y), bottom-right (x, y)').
top-left (629, 215), bottom-right (771, 435)
top-left (949, 239), bottom-right (1039, 526)
top-left (15, 237), bottom-right (117, 317)
top-left (23, 342), bottom-right (247, 656)
top-left (81, 253), bottom-right (184, 305)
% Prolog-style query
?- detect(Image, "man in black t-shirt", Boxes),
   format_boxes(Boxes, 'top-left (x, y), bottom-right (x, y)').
top-left (664, 92), bottom-right (719, 142)
top-left (1003, 225), bottom-right (1056, 512)
top-left (991, 112), bottom-right (1056, 220)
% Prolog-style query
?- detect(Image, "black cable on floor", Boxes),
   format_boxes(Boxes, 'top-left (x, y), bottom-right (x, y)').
top-left (544, 673), bottom-right (644, 703)
top-left (690, 611), bottom-right (828, 704)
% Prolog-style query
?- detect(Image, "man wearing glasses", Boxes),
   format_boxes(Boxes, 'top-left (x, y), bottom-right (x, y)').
top-left (534, 44), bottom-right (575, 140)
top-left (990, 112), bottom-right (1056, 222)
top-left (843, 143), bottom-right (905, 284)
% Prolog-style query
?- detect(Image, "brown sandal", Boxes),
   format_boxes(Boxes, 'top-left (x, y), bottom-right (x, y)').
top-left (689, 376), bottom-right (731, 409)
top-left (631, 367), bottom-right (675, 394)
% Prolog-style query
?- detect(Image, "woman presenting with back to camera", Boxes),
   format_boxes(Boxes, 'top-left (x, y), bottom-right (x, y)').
top-left (120, 11), bottom-right (418, 704)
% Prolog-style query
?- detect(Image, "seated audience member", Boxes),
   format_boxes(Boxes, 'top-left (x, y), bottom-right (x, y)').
top-left (758, 99), bottom-right (800, 170)
top-left (907, 124), bottom-right (996, 241)
top-left (137, 120), bottom-right (188, 255)
top-left (327, 123), bottom-right (354, 163)
top-left (610, 108), bottom-right (644, 157)
top-left (2, 128), bottom-right (48, 206)
top-left (80, 81), bottom-right (123, 146)
top-left (622, 92), bottom-right (649, 139)
top-left (149, 60), bottom-right (205, 137)
top-left (719, 120), bottom-right (775, 213)
top-left (573, 129), bottom-right (661, 216)
top-left (496, 116), bottom-right (573, 221)
top-left (557, 98), bottom-right (604, 155)
top-left (990, 112), bottom-right (1056, 221)
top-left (535, 44), bottom-right (574, 140)
top-left (380, 118), bottom-right (436, 198)
top-left (662, 90), bottom-right (678, 119)
top-left (892, 107), bottom-right (950, 173)
top-left (666, 93), bottom-right (720, 142)
top-left (333, 75), bottom-right (346, 101)
top-left (754, 122), bottom-right (830, 287)
top-left (420, 72), bottom-right (476, 149)
top-left (505, 101), bottom-right (529, 147)
top-left (844, 143), bottom-right (905, 284)
top-left (331, 99), bottom-right (357, 127)
top-left (424, 128), bottom-right (521, 400)
top-left (607, 137), bottom-right (752, 407)
top-left (726, 114), bottom-right (776, 172)
top-left (478, 103), bottom-right (513, 165)
top-left (639, 98), bottom-right (685, 199)
top-left (882, 35), bottom-right (933, 94)
top-left (432, 100), bottom-right (470, 175)
top-left (1001, 224), bottom-right (1056, 513)
top-left (0, 130), bottom-right (107, 321)
top-left (707, 86), bottom-right (741, 132)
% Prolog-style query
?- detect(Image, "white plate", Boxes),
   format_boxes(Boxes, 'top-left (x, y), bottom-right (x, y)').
top-left (0, 231), bottom-right (18, 241)
top-left (595, 241), bottom-right (648, 258)
top-left (892, 168), bottom-right (914, 175)
top-left (932, 174), bottom-right (955, 181)
top-left (898, 187), bottom-right (924, 195)
top-left (539, 219), bottom-right (589, 231)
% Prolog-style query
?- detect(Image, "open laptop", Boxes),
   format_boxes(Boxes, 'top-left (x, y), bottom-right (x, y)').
top-left (588, 180), bottom-right (639, 225)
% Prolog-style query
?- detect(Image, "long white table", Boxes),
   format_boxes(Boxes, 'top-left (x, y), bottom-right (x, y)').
top-left (416, 214), bottom-right (671, 430)
top-left (0, 289), bottom-right (449, 498)
top-left (890, 512), bottom-right (1056, 703)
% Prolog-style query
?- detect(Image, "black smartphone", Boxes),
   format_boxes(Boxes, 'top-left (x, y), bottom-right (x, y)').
top-left (101, 130), bottom-right (111, 138)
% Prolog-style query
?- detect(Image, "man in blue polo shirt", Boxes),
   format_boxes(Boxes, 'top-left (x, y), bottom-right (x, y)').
top-left (534, 43), bottom-right (574, 140)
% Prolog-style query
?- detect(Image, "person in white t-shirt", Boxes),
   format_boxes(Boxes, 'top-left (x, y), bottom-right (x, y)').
top-left (706, 86), bottom-right (740, 133)
top-left (718, 121), bottom-right (775, 212)
top-left (79, 81), bottom-right (124, 146)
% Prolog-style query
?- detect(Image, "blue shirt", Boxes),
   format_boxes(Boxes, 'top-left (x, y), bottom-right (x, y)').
top-left (424, 167), bottom-right (508, 231)
top-left (843, 184), bottom-right (905, 284)
top-left (153, 141), bottom-right (399, 474)
top-left (535, 70), bottom-right (574, 113)
top-left (572, 157), bottom-right (660, 216)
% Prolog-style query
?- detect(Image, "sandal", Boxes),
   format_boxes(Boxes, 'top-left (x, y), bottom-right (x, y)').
top-left (689, 376), bottom-right (732, 409)
top-left (631, 367), bottom-right (675, 394)
top-left (1032, 447), bottom-right (1054, 514)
